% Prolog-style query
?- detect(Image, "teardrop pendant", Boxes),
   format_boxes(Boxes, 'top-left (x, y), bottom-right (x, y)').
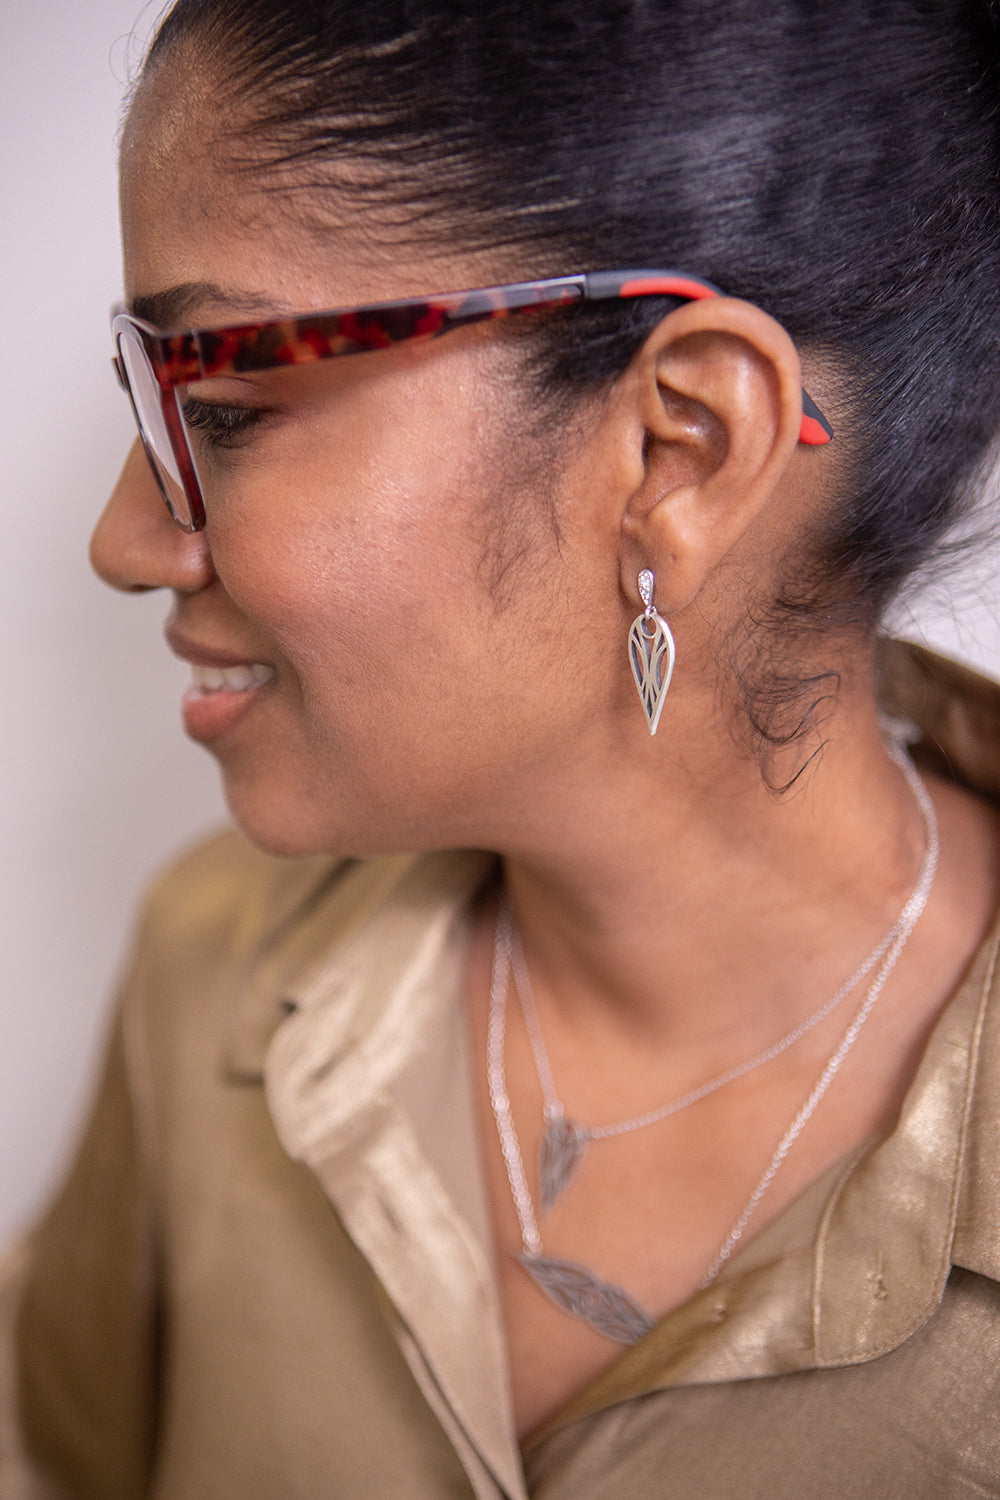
top-left (628, 571), bottom-right (675, 735)
top-left (539, 1117), bottom-right (590, 1213)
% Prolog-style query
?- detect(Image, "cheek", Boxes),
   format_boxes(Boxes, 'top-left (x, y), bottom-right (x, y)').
top-left (204, 373), bottom-right (526, 730)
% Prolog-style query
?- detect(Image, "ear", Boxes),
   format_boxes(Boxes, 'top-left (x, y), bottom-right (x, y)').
top-left (616, 296), bottom-right (807, 614)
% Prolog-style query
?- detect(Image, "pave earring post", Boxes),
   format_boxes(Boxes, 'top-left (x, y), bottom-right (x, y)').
top-left (628, 569), bottom-right (675, 735)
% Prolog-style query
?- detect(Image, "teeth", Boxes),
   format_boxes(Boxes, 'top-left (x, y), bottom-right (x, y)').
top-left (190, 663), bottom-right (274, 694)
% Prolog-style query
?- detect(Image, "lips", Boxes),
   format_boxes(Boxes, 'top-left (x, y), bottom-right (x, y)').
top-left (165, 627), bottom-right (277, 742)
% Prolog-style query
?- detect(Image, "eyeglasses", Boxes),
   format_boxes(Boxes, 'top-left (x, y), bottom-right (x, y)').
top-left (111, 268), bottom-right (833, 531)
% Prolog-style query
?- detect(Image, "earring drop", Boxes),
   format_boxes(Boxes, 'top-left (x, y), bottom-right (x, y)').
top-left (628, 569), bottom-right (675, 735)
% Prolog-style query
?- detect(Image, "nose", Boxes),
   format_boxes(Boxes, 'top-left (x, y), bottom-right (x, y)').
top-left (90, 442), bottom-right (215, 593)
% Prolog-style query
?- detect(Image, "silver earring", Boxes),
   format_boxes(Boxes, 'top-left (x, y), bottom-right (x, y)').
top-left (628, 569), bottom-right (675, 735)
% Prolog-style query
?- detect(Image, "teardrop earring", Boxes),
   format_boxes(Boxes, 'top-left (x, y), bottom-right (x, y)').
top-left (627, 569), bottom-right (675, 735)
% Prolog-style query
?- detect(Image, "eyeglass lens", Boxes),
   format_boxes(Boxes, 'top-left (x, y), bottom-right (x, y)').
top-left (116, 324), bottom-right (197, 529)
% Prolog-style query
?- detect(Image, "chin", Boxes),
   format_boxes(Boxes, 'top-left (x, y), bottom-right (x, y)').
top-left (218, 773), bottom-right (435, 863)
top-left (221, 786), bottom-right (346, 860)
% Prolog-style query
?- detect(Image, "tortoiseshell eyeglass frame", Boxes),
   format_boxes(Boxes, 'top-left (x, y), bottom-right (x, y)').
top-left (111, 268), bottom-right (833, 532)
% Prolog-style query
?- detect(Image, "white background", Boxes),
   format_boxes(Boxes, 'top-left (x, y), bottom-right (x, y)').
top-left (1, 1), bottom-right (998, 1244)
top-left (2, 0), bottom-right (224, 1244)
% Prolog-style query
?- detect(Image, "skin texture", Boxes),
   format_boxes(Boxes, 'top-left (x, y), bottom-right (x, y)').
top-left (93, 55), bottom-right (1000, 1433)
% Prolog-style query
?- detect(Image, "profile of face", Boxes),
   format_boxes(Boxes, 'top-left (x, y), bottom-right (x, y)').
top-left (93, 56), bottom-right (650, 861)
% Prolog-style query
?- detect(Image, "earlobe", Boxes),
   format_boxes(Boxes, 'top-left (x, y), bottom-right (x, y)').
top-left (619, 297), bottom-right (806, 614)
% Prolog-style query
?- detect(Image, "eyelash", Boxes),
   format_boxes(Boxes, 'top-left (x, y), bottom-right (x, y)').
top-left (181, 397), bottom-right (265, 449)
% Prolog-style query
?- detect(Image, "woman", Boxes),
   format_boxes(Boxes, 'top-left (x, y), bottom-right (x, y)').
top-left (6, 1), bottom-right (1000, 1495)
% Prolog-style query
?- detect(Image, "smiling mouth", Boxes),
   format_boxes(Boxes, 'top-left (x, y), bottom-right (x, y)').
top-left (188, 663), bottom-right (275, 695)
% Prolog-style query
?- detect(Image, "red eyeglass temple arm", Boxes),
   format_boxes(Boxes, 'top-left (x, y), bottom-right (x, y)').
top-left (112, 272), bottom-right (833, 448)
top-left (586, 271), bottom-right (833, 446)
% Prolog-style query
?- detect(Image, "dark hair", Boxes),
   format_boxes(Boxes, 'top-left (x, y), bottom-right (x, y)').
top-left (145, 0), bottom-right (1000, 778)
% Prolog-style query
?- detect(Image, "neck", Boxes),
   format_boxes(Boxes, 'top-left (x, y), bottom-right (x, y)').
top-left (494, 685), bottom-right (929, 1065)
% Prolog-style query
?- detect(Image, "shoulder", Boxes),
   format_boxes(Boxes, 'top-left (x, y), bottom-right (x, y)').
top-left (117, 829), bottom-right (354, 1071)
top-left (878, 639), bottom-right (1000, 802)
top-left (121, 832), bottom-right (489, 1076)
top-left (139, 826), bottom-right (345, 950)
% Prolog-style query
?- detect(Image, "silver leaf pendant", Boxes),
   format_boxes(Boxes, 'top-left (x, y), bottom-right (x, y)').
top-left (519, 1252), bottom-right (655, 1345)
top-left (628, 610), bottom-right (675, 735)
top-left (539, 1117), bottom-right (590, 1214)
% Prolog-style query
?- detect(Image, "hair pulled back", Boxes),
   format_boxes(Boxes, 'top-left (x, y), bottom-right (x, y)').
top-left (146, 0), bottom-right (1000, 775)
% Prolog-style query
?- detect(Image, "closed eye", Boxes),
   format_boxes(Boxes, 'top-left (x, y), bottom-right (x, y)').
top-left (181, 396), bottom-right (266, 449)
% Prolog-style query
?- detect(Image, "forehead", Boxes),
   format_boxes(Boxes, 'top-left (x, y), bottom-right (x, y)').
top-left (121, 64), bottom-right (350, 321)
top-left (119, 54), bottom-right (506, 329)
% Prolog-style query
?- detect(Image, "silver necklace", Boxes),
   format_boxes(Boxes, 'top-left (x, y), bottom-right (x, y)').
top-left (513, 912), bottom-right (902, 1216)
top-left (486, 741), bottom-right (939, 1345)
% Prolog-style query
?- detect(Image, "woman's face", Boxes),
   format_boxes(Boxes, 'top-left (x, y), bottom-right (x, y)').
top-left (94, 64), bottom-right (627, 857)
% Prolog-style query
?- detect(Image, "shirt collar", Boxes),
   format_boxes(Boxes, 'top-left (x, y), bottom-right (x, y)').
top-left (260, 850), bottom-right (524, 1500)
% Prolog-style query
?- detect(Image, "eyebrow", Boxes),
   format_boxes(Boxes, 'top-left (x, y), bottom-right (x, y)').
top-left (129, 281), bottom-right (292, 331)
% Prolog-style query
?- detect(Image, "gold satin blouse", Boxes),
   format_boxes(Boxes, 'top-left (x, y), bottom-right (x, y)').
top-left (3, 640), bottom-right (1000, 1499)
